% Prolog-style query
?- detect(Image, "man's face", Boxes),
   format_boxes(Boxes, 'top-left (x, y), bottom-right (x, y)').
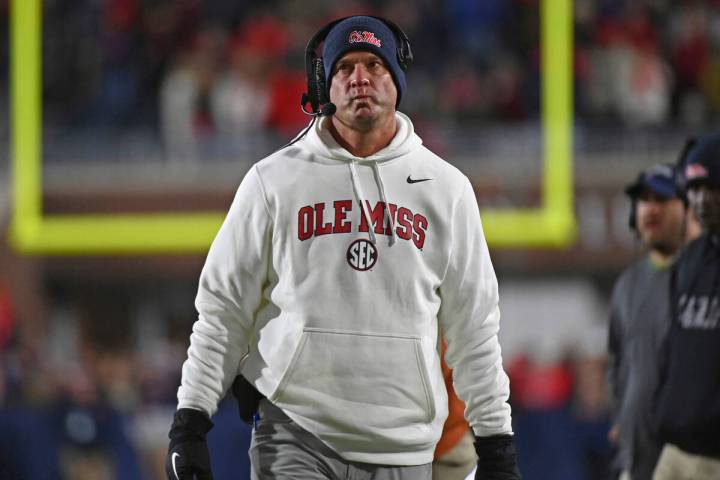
top-left (688, 184), bottom-right (720, 234)
top-left (635, 190), bottom-right (686, 253)
top-left (328, 51), bottom-right (397, 131)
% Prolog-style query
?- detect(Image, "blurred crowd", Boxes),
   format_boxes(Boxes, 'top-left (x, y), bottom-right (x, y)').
top-left (0, 281), bottom-right (191, 478)
top-left (0, 276), bottom-right (257, 479)
top-left (2, 0), bottom-right (720, 162)
top-left (0, 272), bottom-right (612, 479)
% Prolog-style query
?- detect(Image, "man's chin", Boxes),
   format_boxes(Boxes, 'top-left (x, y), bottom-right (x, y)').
top-left (647, 239), bottom-right (678, 256)
top-left (349, 108), bottom-right (379, 127)
top-left (352, 103), bottom-right (375, 117)
top-left (335, 103), bottom-right (390, 129)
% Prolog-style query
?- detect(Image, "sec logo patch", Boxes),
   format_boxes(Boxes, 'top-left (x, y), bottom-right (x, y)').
top-left (347, 239), bottom-right (378, 271)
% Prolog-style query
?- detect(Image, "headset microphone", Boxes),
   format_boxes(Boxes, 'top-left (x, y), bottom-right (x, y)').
top-left (284, 100), bottom-right (336, 151)
top-left (320, 103), bottom-right (337, 116)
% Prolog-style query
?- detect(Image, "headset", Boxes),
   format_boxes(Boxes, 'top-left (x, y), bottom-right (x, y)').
top-left (628, 182), bottom-right (640, 231)
top-left (627, 179), bottom-right (643, 232)
top-left (300, 15), bottom-right (414, 117)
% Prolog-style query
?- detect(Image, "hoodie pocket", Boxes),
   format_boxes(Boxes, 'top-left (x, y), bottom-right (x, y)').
top-left (271, 327), bottom-right (436, 428)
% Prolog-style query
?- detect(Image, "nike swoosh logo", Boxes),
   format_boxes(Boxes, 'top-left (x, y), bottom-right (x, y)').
top-left (407, 175), bottom-right (433, 184)
top-left (171, 452), bottom-right (180, 480)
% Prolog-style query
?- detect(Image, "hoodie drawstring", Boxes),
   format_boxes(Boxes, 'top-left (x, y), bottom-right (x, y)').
top-left (371, 162), bottom-right (397, 246)
top-left (349, 161), bottom-right (377, 245)
top-left (348, 161), bottom-right (397, 246)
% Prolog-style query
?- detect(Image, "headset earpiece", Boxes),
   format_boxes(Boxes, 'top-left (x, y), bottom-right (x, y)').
top-left (377, 17), bottom-right (413, 69)
top-left (629, 198), bottom-right (637, 231)
top-left (628, 178), bottom-right (639, 232)
top-left (302, 19), bottom-right (341, 115)
top-left (314, 58), bottom-right (328, 106)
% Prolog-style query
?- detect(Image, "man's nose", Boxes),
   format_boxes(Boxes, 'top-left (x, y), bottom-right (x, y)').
top-left (349, 66), bottom-right (370, 87)
top-left (646, 199), bottom-right (664, 214)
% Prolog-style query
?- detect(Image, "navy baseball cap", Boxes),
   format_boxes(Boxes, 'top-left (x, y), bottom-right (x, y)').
top-left (322, 16), bottom-right (406, 107)
top-left (683, 133), bottom-right (720, 189)
top-left (625, 164), bottom-right (679, 199)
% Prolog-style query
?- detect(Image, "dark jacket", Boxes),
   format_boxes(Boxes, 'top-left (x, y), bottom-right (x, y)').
top-left (654, 234), bottom-right (720, 457)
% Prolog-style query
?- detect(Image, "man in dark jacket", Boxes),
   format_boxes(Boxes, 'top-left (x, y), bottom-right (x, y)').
top-left (653, 133), bottom-right (720, 480)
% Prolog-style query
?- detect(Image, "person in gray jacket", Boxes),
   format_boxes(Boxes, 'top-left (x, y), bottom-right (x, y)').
top-left (607, 159), bottom-right (700, 480)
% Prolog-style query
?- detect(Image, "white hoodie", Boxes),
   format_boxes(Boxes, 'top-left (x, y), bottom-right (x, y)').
top-left (178, 112), bottom-right (512, 465)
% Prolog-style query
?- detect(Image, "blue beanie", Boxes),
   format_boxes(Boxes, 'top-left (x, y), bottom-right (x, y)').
top-left (684, 133), bottom-right (720, 189)
top-left (322, 16), bottom-right (406, 107)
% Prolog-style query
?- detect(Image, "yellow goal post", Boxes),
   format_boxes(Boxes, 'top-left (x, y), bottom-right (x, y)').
top-left (9, 0), bottom-right (575, 254)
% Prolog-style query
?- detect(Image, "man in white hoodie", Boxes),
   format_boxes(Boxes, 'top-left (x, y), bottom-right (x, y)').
top-left (165, 15), bottom-right (521, 480)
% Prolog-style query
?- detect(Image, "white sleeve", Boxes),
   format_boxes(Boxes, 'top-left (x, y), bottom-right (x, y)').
top-left (437, 178), bottom-right (513, 437)
top-left (177, 166), bottom-right (272, 415)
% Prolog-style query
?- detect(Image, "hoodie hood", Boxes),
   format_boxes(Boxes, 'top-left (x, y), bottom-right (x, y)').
top-left (297, 111), bottom-right (422, 164)
top-left (293, 111), bottom-right (422, 247)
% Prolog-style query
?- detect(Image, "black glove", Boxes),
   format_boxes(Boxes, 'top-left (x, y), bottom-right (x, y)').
top-left (474, 434), bottom-right (522, 480)
top-left (166, 408), bottom-right (214, 480)
top-left (231, 374), bottom-right (264, 424)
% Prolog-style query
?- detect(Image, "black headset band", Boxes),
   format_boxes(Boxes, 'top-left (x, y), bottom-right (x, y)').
top-left (303, 17), bottom-right (344, 85)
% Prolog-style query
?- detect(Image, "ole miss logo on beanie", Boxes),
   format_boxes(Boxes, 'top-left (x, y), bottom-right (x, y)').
top-left (348, 30), bottom-right (382, 47)
top-left (686, 163), bottom-right (709, 182)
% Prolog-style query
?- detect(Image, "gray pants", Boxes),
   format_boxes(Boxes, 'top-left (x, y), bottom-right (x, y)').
top-left (250, 399), bottom-right (432, 480)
